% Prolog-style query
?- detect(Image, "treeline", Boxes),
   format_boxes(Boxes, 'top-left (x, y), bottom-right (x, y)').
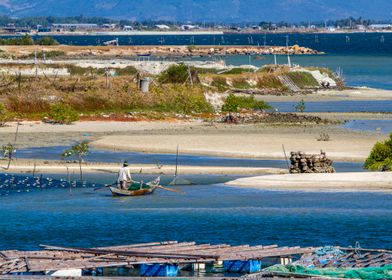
top-left (0, 15), bottom-right (391, 29)
top-left (0, 15), bottom-right (182, 28)
top-left (0, 35), bottom-right (59, 46)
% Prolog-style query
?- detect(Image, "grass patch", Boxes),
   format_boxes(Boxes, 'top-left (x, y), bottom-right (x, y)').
top-left (115, 66), bottom-right (138, 76)
top-left (24, 50), bottom-right (66, 59)
top-left (286, 72), bottom-right (319, 89)
top-left (211, 76), bottom-right (229, 91)
top-left (257, 74), bottom-right (285, 89)
top-left (223, 68), bottom-right (255, 75)
top-left (231, 77), bottom-right (251, 89)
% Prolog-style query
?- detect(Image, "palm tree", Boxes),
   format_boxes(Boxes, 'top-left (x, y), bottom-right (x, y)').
top-left (62, 141), bottom-right (90, 181)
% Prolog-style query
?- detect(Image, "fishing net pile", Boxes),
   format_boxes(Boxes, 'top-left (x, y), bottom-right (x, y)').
top-left (265, 246), bottom-right (392, 279)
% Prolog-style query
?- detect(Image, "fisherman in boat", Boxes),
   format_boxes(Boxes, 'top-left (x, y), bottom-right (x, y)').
top-left (118, 161), bottom-right (132, 190)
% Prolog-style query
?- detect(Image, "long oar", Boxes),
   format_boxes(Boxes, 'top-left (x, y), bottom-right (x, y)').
top-left (94, 182), bottom-right (117, 191)
top-left (157, 185), bottom-right (185, 195)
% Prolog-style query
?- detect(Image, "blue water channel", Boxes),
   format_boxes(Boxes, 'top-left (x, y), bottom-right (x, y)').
top-left (0, 172), bottom-right (391, 251)
top-left (14, 146), bottom-right (365, 172)
top-left (343, 120), bottom-right (392, 134)
top-left (270, 100), bottom-right (392, 113)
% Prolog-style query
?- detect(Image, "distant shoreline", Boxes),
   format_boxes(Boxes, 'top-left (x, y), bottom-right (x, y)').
top-left (2, 30), bottom-right (392, 37)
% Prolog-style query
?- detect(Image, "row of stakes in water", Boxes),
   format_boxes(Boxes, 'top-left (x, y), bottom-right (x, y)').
top-left (0, 173), bottom-right (102, 196)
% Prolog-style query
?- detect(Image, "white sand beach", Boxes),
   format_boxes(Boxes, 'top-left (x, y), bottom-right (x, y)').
top-left (225, 172), bottom-right (392, 192)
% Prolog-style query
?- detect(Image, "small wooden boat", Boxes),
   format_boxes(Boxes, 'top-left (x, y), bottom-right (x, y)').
top-left (110, 177), bottom-right (160, 197)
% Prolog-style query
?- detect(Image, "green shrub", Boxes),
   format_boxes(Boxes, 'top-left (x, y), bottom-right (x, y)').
top-left (66, 65), bottom-right (105, 76)
top-left (365, 135), bottom-right (392, 171)
top-left (0, 35), bottom-right (34, 46)
top-left (222, 94), bottom-right (271, 112)
top-left (148, 85), bottom-right (213, 114)
top-left (115, 66), bottom-right (138, 76)
top-left (158, 64), bottom-right (190, 84)
top-left (223, 68), bottom-right (254, 75)
top-left (35, 37), bottom-right (60, 46)
top-left (48, 104), bottom-right (80, 124)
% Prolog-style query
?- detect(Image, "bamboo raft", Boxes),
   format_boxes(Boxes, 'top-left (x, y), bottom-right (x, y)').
top-left (0, 242), bottom-right (391, 277)
top-left (0, 241), bottom-right (313, 275)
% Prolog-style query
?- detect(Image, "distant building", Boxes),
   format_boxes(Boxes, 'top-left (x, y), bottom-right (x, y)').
top-left (155, 24), bottom-right (170, 30)
top-left (123, 25), bottom-right (133, 31)
top-left (37, 25), bottom-right (51, 32)
top-left (180, 24), bottom-right (198, 31)
top-left (369, 24), bottom-right (392, 30)
top-left (3, 24), bottom-right (16, 33)
top-left (102, 23), bottom-right (117, 29)
top-left (52, 23), bottom-right (98, 31)
top-left (356, 25), bottom-right (366, 31)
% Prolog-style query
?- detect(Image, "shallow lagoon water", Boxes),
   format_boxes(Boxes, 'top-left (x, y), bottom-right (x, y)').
top-left (270, 100), bottom-right (392, 113)
top-left (0, 174), bottom-right (391, 251)
top-left (15, 146), bottom-right (365, 172)
top-left (343, 120), bottom-right (392, 134)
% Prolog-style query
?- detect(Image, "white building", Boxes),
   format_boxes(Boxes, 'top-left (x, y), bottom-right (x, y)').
top-left (155, 24), bottom-right (170, 30)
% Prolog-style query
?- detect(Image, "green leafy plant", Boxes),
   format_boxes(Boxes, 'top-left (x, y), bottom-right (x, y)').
top-left (222, 94), bottom-right (272, 112)
top-left (294, 99), bottom-right (306, 113)
top-left (0, 103), bottom-right (12, 127)
top-left (1, 143), bottom-right (15, 170)
top-left (158, 64), bottom-right (193, 84)
top-left (365, 134), bottom-right (392, 171)
top-left (48, 104), bottom-right (80, 124)
top-left (62, 141), bottom-right (90, 180)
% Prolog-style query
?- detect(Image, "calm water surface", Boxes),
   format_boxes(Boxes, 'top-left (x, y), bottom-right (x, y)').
top-left (343, 120), bottom-right (392, 134)
top-left (0, 175), bottom-right (391, 251)
top-left (270, 100), bottom-right (392, 113)
top-left (15, 146), bottom-right (365, 172)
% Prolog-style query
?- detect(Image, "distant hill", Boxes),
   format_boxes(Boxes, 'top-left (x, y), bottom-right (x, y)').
top-left (1, 0), bottom-right (392, 22)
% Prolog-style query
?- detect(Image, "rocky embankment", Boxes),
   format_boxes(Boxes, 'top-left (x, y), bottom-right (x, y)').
top-left (220, 112), bottom-right (332, 124)
top-left (0, 45), bottom-right (320, 59)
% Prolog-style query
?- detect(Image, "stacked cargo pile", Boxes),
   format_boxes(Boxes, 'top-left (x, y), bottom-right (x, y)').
top-left (290, 151), bottom-right (335, 174)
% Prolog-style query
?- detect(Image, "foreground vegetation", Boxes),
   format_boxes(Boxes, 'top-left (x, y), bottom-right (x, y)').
top-left (0, 35), bottom-right (59, 46)
top-left (365, 134), bottom-right (392, 171)
top-left (0, 63), bottom-right (339, 123)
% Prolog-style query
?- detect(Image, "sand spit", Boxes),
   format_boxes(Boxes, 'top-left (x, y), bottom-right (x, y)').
top-left (225, 172), bottom-right (392, 193)
top-left (260, 87), bottom-right (392, 102)
top-left (92, 132), bottom-right (384, 162)
top-left (0, 160), bottom-right (286, 176)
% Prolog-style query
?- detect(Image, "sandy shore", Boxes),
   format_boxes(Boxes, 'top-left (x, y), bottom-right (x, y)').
top-left (92, 131), bottom-right (384, 162)
top-left (225, 172), bottom-right (392, 193)
top-left (0, 160), bottom-right (286, 175)
top-left (260, 88), bottom-right (392, 102)
top-left (0, 120), bottom-right (387, 162)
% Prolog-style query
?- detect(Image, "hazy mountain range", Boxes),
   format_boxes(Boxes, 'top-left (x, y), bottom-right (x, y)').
top-left (1, 0), bottom-right (392, 22)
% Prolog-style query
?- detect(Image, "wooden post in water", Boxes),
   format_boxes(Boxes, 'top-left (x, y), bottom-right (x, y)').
top-left (32, 162), bottom-right (36, 177)
top-left (282, 144), bottom-right (290, 172)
